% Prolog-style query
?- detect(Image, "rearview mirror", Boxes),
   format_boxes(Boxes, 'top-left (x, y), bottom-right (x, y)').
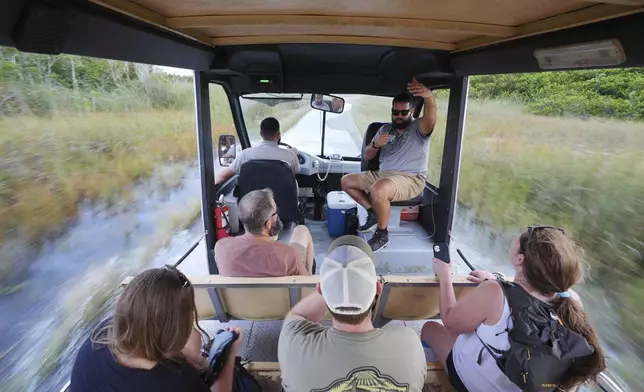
top-left (311, 93), bottom-right (344, 114)
top-left (218, 135), bottom-right (236, 167)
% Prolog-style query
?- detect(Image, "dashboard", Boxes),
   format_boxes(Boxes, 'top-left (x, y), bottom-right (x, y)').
top-left (295, 151), bottom-right (361, 176)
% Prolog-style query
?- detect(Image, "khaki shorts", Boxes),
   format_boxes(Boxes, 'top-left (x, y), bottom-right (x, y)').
top-left (289, 243), bottom-right (307, 267)
top-left (358, 170), bottom-right (425, 202)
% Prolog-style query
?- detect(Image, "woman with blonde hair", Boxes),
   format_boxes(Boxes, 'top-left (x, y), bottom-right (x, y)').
top-left (423, 226), bottom-right (606, 392)
top-left (70, 265), bottom-right (242, 392)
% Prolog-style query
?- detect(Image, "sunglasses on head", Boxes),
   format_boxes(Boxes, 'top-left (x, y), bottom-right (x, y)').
top-left (391, 109), bottom-right (410, 116)
top-left (162, 265), bottom-right (190, 288)
top-left (527, 225), bottom-right (565, 238)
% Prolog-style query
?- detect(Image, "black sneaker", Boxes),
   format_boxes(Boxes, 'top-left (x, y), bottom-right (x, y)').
top-left (368, 229), bottom-right (390, 252)
top-left (358, 211), bottom-right (377, 232)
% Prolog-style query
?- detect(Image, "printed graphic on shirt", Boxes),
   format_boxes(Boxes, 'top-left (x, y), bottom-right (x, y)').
top-left (311, 366), bottom-right (409, 392)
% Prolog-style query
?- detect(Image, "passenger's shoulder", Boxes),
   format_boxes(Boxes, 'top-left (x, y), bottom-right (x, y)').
top-left (281, 315), bottom-right (327, 336)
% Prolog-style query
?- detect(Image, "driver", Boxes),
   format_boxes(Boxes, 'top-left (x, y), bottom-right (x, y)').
top-left (311, 94), bottom-right (331, 111)
top-left (341, 78), bottom-right (437, 251)
top-left (215, 117), bottom-right (300, 185)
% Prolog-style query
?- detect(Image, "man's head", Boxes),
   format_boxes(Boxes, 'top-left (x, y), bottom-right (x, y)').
top-left (238, 188), bottom-right (283, 238)
top-left (391, 92), bottom-right (414, 129)
top-left (314, 94), bottom-right (323, 105)
top-left (260, 117), bottom-right (280, 142)
top-left (317, 236), bottom-right (382, 325)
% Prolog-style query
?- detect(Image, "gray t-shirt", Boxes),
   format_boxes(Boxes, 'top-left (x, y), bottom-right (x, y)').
top-left (278, 315), bottom-right (427, 392)
top-left (371, 119), bottom-right (430, 178)
top-left (230, 140), bottom-right (300, 174)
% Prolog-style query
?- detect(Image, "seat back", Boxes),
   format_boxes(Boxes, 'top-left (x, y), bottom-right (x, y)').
top-left (361, 122), bottom-right (387, 171)
top-left (237, 159), bottom-right (299, 224)
top-left (373, 275), bottom-right (477, 326)
top-left (190, 276), bottom-right (319, 321)
top-left (120, 274), bottom-right (477, 324)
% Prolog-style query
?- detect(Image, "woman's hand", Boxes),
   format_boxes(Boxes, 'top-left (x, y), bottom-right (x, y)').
top-left (227, 327), bottom-right (243, 353)
top-left (432, 257), bottom-right (452, 279)
top-left (467, 270), bottom-right (497, 284)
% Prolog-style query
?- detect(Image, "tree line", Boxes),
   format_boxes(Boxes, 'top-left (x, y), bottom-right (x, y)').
top-left (2, 46), bottom-right (644, 121)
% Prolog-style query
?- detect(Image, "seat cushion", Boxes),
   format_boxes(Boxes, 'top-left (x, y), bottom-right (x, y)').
top-left (391, 193), bottom-right (424, 206)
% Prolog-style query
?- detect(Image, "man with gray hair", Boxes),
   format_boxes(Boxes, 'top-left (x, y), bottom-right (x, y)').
top-left (214, 188), bottom-right (314, 277)
top-left (278, 235), bottom-right (426, 391)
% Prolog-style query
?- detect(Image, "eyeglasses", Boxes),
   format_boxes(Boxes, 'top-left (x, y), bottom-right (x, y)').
top-left (162, 265), bottom-right (190, 288)
top-left (527, 225), bottom-right (565, 238)
top-left (391, 109), bottom-right (410, 116)
top-left (265, 208), bottom-right (279, 223)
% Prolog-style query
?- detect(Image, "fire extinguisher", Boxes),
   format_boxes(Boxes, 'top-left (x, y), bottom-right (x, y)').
top-left (214, 202), bottom-right (231, 240)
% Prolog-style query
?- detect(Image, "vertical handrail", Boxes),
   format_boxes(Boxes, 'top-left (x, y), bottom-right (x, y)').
top-left (431, 77), bottom-right (470, 262)
top-left (194, 71), bottom-right (218, 274)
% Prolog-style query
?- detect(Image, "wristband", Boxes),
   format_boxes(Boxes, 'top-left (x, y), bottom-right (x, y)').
top-left (371, 140), bottom-right (380, 149)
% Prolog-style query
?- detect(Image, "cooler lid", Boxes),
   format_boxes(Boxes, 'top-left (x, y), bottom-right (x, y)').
top-left (326, 191), bottom-right (357, 210)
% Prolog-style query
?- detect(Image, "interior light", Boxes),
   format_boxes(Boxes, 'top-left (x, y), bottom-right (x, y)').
top-left (533, 39), bottom-right (626, 70)
top-left (260, 79), bottom-right (271, 84)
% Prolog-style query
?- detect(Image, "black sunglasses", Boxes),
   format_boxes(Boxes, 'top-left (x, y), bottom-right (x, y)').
top-left (162, 265), bottom-right (190, 288)
top-left (391, 109), bottom-right (410, 116)
top-left (527, 225), bottom-right (565, 238)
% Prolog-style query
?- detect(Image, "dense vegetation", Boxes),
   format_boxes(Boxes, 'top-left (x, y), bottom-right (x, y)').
top-left (469, 69), bottom-right (644, 120)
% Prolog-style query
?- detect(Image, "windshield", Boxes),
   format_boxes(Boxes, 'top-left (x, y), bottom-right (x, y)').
top-left (240, 94), bottom-right (391, 157)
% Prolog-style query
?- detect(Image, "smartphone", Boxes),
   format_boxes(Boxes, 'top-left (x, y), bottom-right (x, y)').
top-left (433, 243), bottom-right (450, 263)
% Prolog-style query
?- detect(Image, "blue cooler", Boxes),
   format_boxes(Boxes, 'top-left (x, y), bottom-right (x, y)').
top-left (326, 191), bottom-right (357, 237)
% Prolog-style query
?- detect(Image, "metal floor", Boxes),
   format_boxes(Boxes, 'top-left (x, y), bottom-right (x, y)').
top-left (303, 218), bottom-right (435, 276)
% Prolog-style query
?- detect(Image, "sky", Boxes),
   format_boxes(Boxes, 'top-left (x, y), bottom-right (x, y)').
top-left (159, 66), bottom-right (193, 76)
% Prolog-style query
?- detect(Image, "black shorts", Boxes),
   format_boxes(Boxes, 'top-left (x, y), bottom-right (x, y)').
top-left (447, 351), bottom-right (469, 392)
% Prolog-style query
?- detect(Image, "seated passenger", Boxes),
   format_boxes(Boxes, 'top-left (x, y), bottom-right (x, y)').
top-left (70, 265), bottom-right (243, 392)
top-left (341, 78), bottom-right (436, 251)
top-left (278, 235), bottom-right (426, 392)
top-left (215, 117), bottom-right (300, 185)
top-left (215, 188), bottom-right (314, 277)
top-left (422, 226), bottom-right (605, 392)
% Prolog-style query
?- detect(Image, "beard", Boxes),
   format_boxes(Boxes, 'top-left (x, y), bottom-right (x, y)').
top-left (392, 117), bottom-right (411, 129)
top-left (269, 215), bottom-right (283, 238)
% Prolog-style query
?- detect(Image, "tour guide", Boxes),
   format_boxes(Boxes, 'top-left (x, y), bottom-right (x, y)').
top-left (341, 78), bottom-right (437, 251)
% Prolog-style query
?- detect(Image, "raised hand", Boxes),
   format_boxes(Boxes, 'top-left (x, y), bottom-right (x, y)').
top-left (407, 77), bottom-right (433, 98)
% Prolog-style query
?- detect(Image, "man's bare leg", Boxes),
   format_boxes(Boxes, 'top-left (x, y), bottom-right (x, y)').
top-left (370, 179), bottom-right (395, 230)
top-left (290, 225), bottom-right (314, 274)
top-left (366, 179), bottom-right (396, 251)
top-left (341, 173), bottom-right (372, 209)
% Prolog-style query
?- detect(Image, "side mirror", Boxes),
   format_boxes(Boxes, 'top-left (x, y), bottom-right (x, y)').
top-left (218, 135), bottom-right (236, 167)
top-left (310, 93), bottom-right (344, 114)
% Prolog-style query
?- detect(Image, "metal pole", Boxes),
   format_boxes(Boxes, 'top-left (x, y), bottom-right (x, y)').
top-left (320, 110), bottom-right (327, 156)
top-left (433, 77), bottom-right (469, 257)
top-left (194, 71), bottom-right (218, 274)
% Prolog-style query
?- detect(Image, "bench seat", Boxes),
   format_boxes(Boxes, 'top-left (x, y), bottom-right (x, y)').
top-left (122, 275), bottom-right (477, 325)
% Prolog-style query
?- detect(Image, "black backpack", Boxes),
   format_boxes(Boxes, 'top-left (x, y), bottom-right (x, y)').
top-left (202, 329), bottom-right (262, 392)
top-left (476, 279), bottom-right (595, 391)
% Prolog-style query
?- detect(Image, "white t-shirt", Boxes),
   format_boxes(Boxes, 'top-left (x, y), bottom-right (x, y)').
top-left (230, 140), bottom-right (300, 174)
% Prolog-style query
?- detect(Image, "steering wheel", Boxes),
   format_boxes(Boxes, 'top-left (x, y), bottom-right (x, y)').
top-left (278, 141), bottom-right (293, 149)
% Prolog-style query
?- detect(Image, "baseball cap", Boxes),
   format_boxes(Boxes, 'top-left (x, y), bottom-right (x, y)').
top-left (319, 235), bottom-right (378, 315)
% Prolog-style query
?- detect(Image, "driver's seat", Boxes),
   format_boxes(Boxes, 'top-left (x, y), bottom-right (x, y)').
top-left (236, 160), bottom-right (305, 227)
top-left (360, 122), bottom-right (428, 227)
